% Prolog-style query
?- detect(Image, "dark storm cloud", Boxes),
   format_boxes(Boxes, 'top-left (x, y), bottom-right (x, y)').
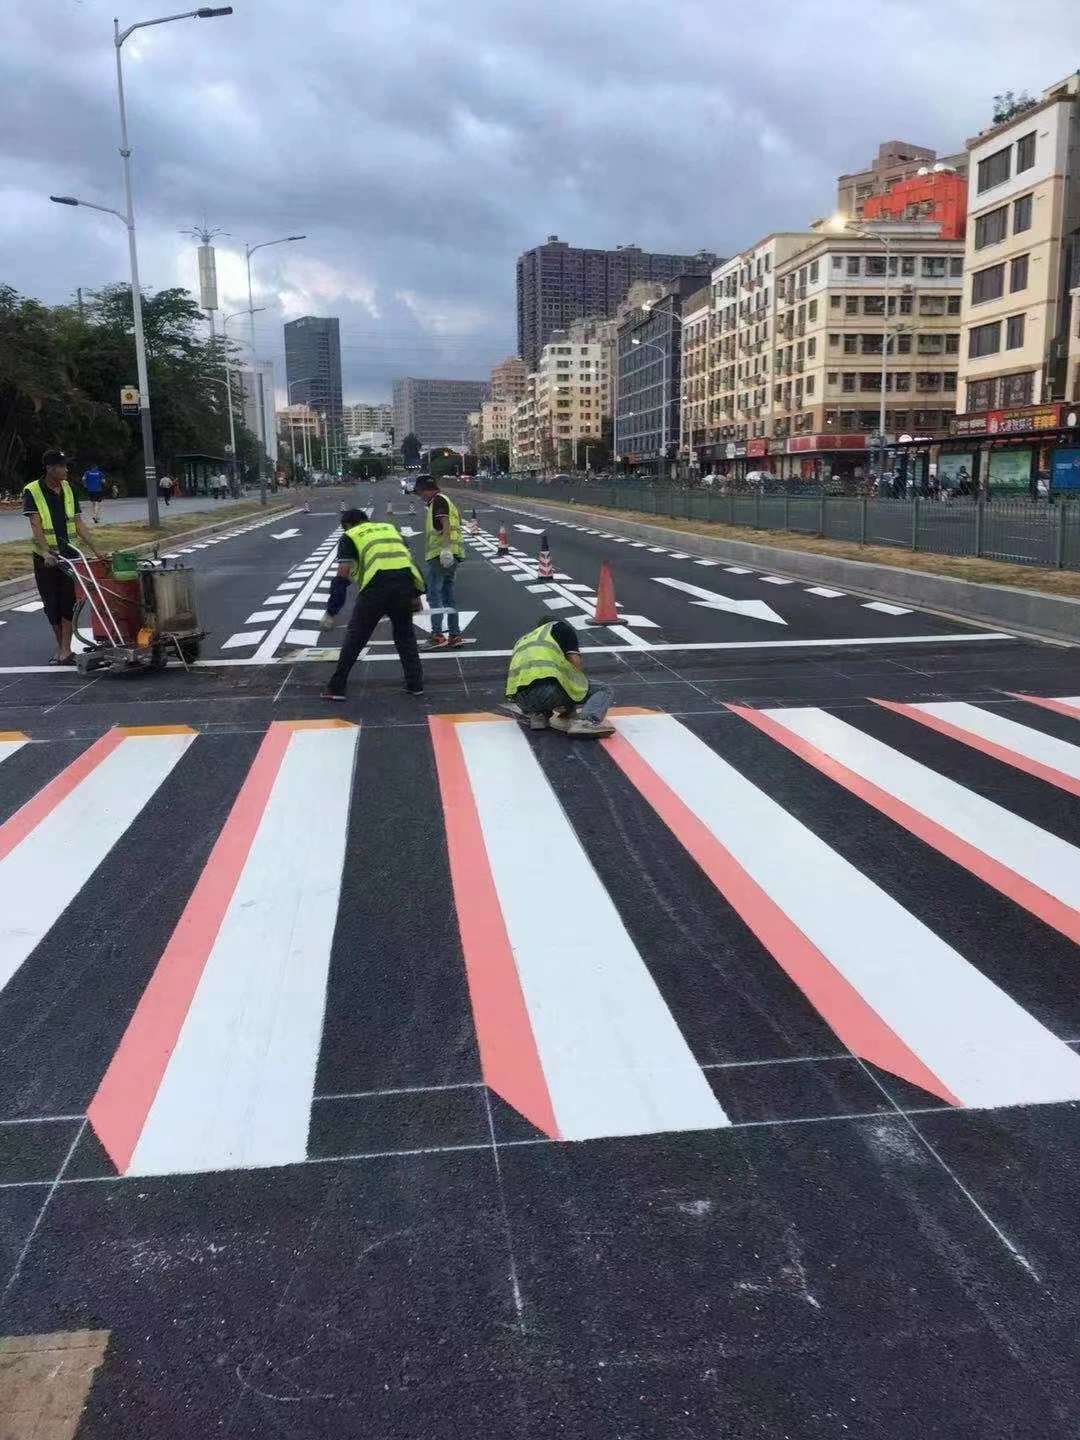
top-left (1, 0), bottom-right (1074, 400)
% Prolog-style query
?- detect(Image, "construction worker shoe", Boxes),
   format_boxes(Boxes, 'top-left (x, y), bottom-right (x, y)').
top-left (403, 683), bottom-right (425, 696)
top-left (529, 714), bottom-right (549, 730)
top-left (423, 634), bottom-right (449, 649)
top-left (567, 717), bottom-right (615, 738)
top-left (547, 714), bottom-right (572, 733)
top-left (321, 686), bottom-right (346, 702)
top-left (445, 635), bottom-right (464, 649)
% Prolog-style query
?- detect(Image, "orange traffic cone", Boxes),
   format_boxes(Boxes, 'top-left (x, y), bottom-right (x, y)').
top-left (593, 560), bottom-right (618, 624)
top-left (538, 534), bottom-right (553, 578)
top-left (497, 525), bottom-right (509, 556)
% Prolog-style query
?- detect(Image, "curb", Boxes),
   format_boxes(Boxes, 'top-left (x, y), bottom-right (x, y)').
top-left (471, 492), bottom-right (1080, 647)
top-left (0, 502), bottom-right (301, 606)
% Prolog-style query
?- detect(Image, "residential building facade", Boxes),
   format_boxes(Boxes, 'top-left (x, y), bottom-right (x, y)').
top-left (534, 336), bottom-right (610, 468)
top-left (343, 402), bottom-right (393, 436)
top-left (516, 235), bottom-right (717, 371)
top-left (511, 374), bottom-right (539, 472)
top-left (679, 288), bottom-right (711, 468)
top-left (956, 73), bottom-right (1080, 418)
top-left (615, 275), bottom-right (706, 473)
top-left (236, 360), bottom-right (277, 464)
top-left (837, 140), bottom-right (968, 221)
top-left (490, 356), bottom-right (528, 405)
top-left (346, 429), bottom-right (393, 457)
top-left (771, 226), bottom-right (965, 479)
top-left (283, 316), bottom-right (343, 439)
top-left (861, 168), bottom-right (968, 240)
top-left (481, 400), bottom-right (512, 445)
top-left (392, 377), bottom-right (491, 449)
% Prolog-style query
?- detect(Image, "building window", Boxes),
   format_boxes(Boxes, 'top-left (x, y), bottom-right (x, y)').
top-left (977, 145), bottom-right (1012, 193)
top-left (827, 372), bottom-right (839, 385)
top-left (967, 378), bottom-right (995, 412)
top-left (918, 334), bottom-right (945, 354)
top-left (807, 338), bottom-right (817, 358)
top-left (949, 257), bottom-right (964, 277)
top-left (894, 373), bottom-right (912, 392)
top-left (972, 263), bottom-right (1005, 304)
top-left (896, 334), bottom-right (912, 354)
top-left (843, 334), bottom-right (858, 354)
top-left (864, 295), bottom-right (886, 315)
top-left (839, 411), bottom-right (856, 431)
top-left (1016, 132), bottom-right (1036, 172)
top-left (1005, 313), bottom-right (1026, 349)
top-left (831, 295), bottom-right (843, 311)
top-left (860, 373), bottom-right (882, 392)
top-left (832, 255), bottom-right (844, 271)
top-left (805, 376), bottom-right (815, 395)
top-left (919, 295), bottom-right (946, 316)
top-left (974, 205), bottom-right (1008, 249)
top-left (808, 300), bottom-right (818, 321)
top-left (847, 256), bottom-right (861, 277)
top-left (1013, 193), bottom-right (1033, 233)
top-left (943, 373), bottom-right (958, 391)
top-left (968, 320), bottom-right (1002, 358)
top-left (922, 256), bottom-right (948, 278)
top-left (841, 373), bottom-right (857, 392)
top-left (916, 372), bottom-right (942, 391)
top-left (861, 334), bottom-right (883, 354)
top-left (892, 411), bottom-right (909, 430)
top-left (900, 256), bottom-right (916, 277)
top-left (898, 294), bottom-right (915, 315)
top-left (845, 296), bottom-right (859, 316)
top-left (866, 255), bottom-right (887, 277)
top-left (1010, 254), bottom-right (1029, 292)
top-left (829, 332), bottom-right (840, 347)
top-left (858, 410), bottom-right (880, 430)
top-left (945, 334), bottom-right (960, 354)
top-left (947, 295), bottom-right (962, 315)
top-left (809, 260), bottom-right (819, 282)
top-left (1000, 371), bottom-right (1034, 405)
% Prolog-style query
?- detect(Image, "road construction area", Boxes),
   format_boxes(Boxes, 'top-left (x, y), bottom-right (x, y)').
top-left (2, 478), bottom-right (1080, 1437)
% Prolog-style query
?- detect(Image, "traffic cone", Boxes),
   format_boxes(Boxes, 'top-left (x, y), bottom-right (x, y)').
top-left (497, 524), bottom-right (509, 555)
top-left (538, 534), bottom-right (553, 578)
top-left (593, 560), bottom-right (618, 624)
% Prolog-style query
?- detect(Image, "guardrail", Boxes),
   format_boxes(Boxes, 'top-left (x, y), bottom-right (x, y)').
top-left (470, 478), bottom-right (1080, 571)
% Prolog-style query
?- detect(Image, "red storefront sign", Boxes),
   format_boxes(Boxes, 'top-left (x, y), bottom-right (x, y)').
top-left (746, 438), bottom-right (770, 457)
top-left (786, 434), bottom-right (869, 453)
top-left (953, 403), bottom-right (1065, 437)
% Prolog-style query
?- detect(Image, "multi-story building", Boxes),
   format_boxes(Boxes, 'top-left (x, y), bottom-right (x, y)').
top-left (837, 140), bottom-right (968, 221)
top-left (516, 235), bottom-right (717, 371)
top-left (511, 374), bottom-right (539, 472)
top-left (342, 402), bottom-right (393, 436)
top-left (392, 377), bottom-right (491, 449)
top-left (481, 400), bottom-right (511, 446)
top-left (490, 356), bottom-right (527, 405)
top-left (679, 287), bottom-right (711, 468)
top-left (771, 225), bottom-right (964, 480)
top-left (535, 335), bottom-right (610, 468)
top-left (615, 275), bottom-right (708, 473)
top-left (346, 429), bottom-right (393, 457)
top-left (705, 232), bottom-right (819, 466)
top-left (283, 316), bottom-right (343, 439)
top-left (236, 360), bottom-right (277, 464)
top-left (957, 72), bottom-right (1080, 419)
top-left (861, 168), bottom-right (968, 240)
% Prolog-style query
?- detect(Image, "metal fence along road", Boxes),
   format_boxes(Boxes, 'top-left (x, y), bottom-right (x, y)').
top-left (472, 479), bottom-right (1080, 571)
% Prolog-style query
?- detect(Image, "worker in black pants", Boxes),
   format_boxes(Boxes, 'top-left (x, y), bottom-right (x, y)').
top-left (321, 508), bottom-right (425, 700)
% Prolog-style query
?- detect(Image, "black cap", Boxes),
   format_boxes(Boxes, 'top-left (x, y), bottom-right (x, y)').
top-left (412, 474), bottom-right (436, 492)
top-left (340, 507), bottom-right (368, 528)
top-left (42, 449), bottom-right (71, 468)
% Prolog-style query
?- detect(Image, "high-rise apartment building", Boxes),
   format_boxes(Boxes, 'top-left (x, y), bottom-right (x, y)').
top-left (837, 141), bottom-right (968, 221)
top-left (679, 287), bottom-right (711, 466)
top-left (511, 375), bottom-right (539, 471)
top-left (343, 402), bottom-right (393, 436)
top-left (392, 377), bottom-right (491, 449)
top-left (283, 316), bottom-right (343, 438)
top-left (533, 335), bottom-right (611, 468)
top-left (490, 356), bottom-right (527, 405)
top-left (957, 73), bottom-right (1080, 418)
top-left (516, 235), bottom-right (717, 372)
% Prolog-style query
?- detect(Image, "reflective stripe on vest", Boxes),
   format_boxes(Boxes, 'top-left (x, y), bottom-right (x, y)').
top-left (344, 521), bottom-right (423, 592)
top-left (424, 494), bottom-right (463, 561)
top-left (505, 622), bottom-right (589, 703)
top-left (25, 479), bottom-right (76, 547)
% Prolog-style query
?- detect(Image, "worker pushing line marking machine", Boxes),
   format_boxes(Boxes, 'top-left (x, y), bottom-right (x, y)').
top-left (61, 545), bottom-right (206, 674)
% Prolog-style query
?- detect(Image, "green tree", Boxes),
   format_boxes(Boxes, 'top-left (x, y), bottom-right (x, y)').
top-left (992, 90), bottom-right (1037, 125)
top-left (346, 451), bottom-right (390, 481)
top-left (479, 438), bottom-right (509, 472)
top-left (400, 431), bottom-right (421, 467)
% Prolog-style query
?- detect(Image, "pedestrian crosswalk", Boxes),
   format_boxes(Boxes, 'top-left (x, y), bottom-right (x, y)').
top-left (2, 694), bottom-right (1080, 1182)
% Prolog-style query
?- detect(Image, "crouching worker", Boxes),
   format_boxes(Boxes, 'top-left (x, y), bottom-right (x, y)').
top-left (321, 508), bottom-right (425, 700)
top-left (505, 619), bottom-right (615, 737)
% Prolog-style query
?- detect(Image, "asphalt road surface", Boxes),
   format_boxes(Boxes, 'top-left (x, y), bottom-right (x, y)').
top-left (2, 477), bottom-right (1080, 1437)
top-left (0, 489), bottom-right (261, 543)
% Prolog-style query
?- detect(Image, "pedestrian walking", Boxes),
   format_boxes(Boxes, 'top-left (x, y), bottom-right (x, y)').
top-left (414, 474), bottom-right (464, 649)
top-left (320, 508), bottom-right (425, 701)
top-left (503, 619), bottom-right (615, 737)
top-left (23, 449), bottom-right (107, 665)
top-left (158, 474), bottom-right (172, 507)
top-left (82, 461), bottom-right (104, 523)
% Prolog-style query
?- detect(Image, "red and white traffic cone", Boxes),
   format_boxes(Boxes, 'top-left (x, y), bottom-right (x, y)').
top-left (538, 534), bottom-right (553, 578)
top-left (497, 525), bottom-right (509, 556)
top-left (593, 560), bottom-right (618, 624)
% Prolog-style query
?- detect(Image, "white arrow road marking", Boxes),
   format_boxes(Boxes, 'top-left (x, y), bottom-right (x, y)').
top-left (653, 576), bottom-right (787, 626)
top-left (271, 528), bottom-right (302, 539)
top-left (412, 610), bottom-right (479, 634)
top-left (513, 524), bottom-right (546, 534)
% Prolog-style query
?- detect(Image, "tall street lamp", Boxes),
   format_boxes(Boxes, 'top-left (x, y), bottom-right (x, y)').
top-left (245, 235), bottom-right (305, 504)
top-left (52, 7), bottom-right (233, 530)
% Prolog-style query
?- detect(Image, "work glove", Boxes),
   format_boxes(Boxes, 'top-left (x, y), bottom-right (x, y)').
top-left (319, 611), bottom-right (335, 632)
top-left (439, 548), bottom-right (455, 569)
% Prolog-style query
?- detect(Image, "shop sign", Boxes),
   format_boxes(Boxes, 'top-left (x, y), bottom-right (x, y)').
top-left (786, 434), bottom-right (869, 453)
top-left (1051, 448), bottom-right (1080, 491)
top-left (953, 403), bottom-right (1065, 437)
top-left (746, 438), bottom-right (770, 458)
top-left (985, 446), bottom-right (1033, 494)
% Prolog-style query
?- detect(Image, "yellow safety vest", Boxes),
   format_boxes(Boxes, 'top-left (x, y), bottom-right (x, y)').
top-left (25, 479), bottom-right (76, 547)
top-left (505, 622), bottom-right (588, 703)
top-left (344, 521), bottom-right (424, 592)
top-left (424, 494), bottom-right (463, 561)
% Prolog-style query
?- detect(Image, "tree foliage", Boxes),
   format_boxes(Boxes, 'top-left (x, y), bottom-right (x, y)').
top-left (400, 431), bottom-right (421, 466)
top-left (0, 282), bottom-right (254, 493)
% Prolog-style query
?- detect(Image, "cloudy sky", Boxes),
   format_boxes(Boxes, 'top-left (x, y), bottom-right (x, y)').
top-left (2, 0), bottom-right (1074, 403)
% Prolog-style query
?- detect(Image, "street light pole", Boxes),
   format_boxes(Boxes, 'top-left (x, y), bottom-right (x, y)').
top-left (244, 235), bottom-right (306, 504)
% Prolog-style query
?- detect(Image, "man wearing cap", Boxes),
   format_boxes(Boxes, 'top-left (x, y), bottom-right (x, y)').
top-left (413, 474), bottom-right (464, 649)
top-left (504, 618), bottom-right (615, 737)
top-left (23, 450), bottom-right (106, 665)
top-left (319, 508), bottom-right (425, 701)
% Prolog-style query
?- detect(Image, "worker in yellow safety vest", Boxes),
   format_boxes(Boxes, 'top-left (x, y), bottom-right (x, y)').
top-left (23, 448), bottom-right (106, 665)
top-left (504, 619), bottom-right (615, 737)
top-left (321, 508), bottom-right (426, 700)
top-left (414, 474), bottom-right (464, 649)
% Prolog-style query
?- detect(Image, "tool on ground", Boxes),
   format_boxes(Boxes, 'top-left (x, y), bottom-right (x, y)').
top-left (538, 534), bottom-right (553, 578)
top-left (593, 560), bottom-right (618, 624)
top-left (497, 524), bottom-right (509, 556)
top-left (61, 546), bottom-right (205, 674)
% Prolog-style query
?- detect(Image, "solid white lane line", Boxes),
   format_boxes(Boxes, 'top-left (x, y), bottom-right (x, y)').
top-left (0, 731), bottom-right (194, 996)
top-left (614, 714), bottom-right (1080, 1109)
top-left (253, 531), bottom-right (341, 662)
top-left (126, 724), bottom-right (358, 1176)
top-left (863, 601), bottom-right (911, 615)
top-left (457, 721), bottom-right (727, 1139)
top-left (761, 708), bottom-right (1080, 918)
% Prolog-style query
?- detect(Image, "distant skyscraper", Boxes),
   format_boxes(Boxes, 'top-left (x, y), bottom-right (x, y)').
top-left (516, 236), bottom-right (718, 372)
top-left (283, 316), bottom-right (343, 436)
top-left (343, 402), bottom-right (394, 436)
top-left (393, 378), bottom-right (491, 449)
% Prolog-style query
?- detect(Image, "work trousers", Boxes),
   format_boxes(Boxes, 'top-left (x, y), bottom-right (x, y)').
top-left (513, 678), bottom-right (613, 724)
top-left (329, 572), bottom-right (423, 690)
top-left (425, 557), bottom-right (460, 636)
